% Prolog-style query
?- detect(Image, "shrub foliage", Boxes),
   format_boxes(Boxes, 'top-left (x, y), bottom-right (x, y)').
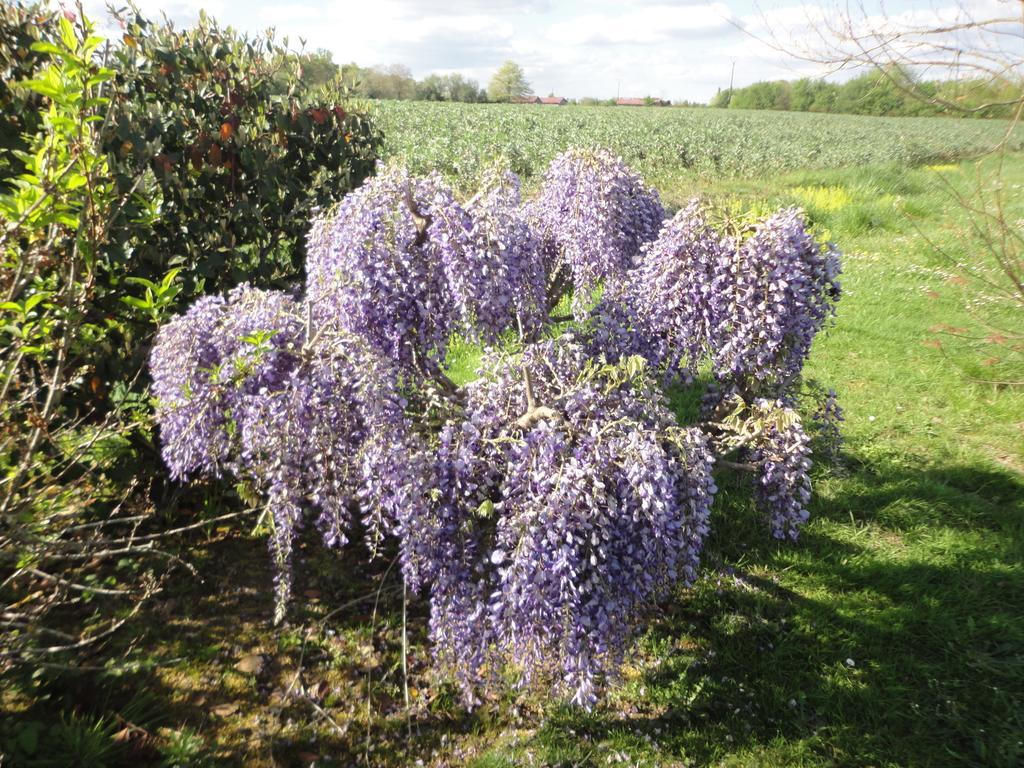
top-left (103, 8), bottom-right (380, 301)
top-left (0, 6), bottom-right (380, 672)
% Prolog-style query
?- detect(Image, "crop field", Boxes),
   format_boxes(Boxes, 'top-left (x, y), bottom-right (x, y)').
top-left (374, 101), bottom-right (1024, 189)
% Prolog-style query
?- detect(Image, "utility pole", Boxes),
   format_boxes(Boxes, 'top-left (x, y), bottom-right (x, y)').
top-left (729, 61), bottom-right (735, 98)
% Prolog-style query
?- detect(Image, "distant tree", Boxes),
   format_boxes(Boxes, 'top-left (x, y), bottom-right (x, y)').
top-left (299, 48), bottom-right (339, 87)
top-left (416, 73), bottom-right (445, 101)
top-left (788, 78), bottom-right (840, 113)
top-left (808, 83), bottom-right (838, 113)
top-left (488, 60), bottom-right (530, 102)
top-left (729, 81), bottom-right (781, 110)
top-left (791, 78), bottom-right (821, 111)
top-left (339, 60), bottom-right (362, 85)
top-left (269, 48), bottom-right (339, 94)
top-left (362, 63), bottom-right (417, 100)
top-left (772, 81), bottom-right (793, 111)
top-left (444, 73), bottom-right (485, 102)
top-left (714, 66), bottom-right (1014, 119)
top-left (415, 72), bottom-right (484, 102)
top-left (833, 71), bottom-right (904, 115)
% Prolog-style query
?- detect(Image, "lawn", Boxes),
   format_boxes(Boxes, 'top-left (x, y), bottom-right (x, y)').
top-left (3, 151), bottom-right (1021, 767)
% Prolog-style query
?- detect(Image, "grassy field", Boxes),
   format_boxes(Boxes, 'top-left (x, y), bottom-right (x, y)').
top-left (374, 101), bottom-right (1024, 190)
top-left (3, 127), bottom-right (1022, 766)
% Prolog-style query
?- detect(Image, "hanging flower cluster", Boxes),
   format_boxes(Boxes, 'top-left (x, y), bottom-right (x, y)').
top-left (608, 201), bottom-right (731, 381)
top-left (525, 147), bottom-right (664, 313)
top-left (594, 202), bottom-right (841, 394)
top-left (305, 164), bottom-right (545, 373)
top-left (150, 286), bottom-right (304, 483)
top-left (396, 338), bottom-right (716, 706)
top-left (745, 399), bottom-right (814, 540)
top-left (464, 167), bottom-right (549, 339)
top-left (711, 208), bottom-right (842, 394)
top-left (151, 284), bottom-right (412, 619)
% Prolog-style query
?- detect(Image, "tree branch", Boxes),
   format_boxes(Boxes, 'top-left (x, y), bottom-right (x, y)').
top-left (515, 366), bottom-right (562, 429)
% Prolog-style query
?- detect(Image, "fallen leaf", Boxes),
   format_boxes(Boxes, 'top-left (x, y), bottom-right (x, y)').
top-left (234, 653), bottom-right (267, 675)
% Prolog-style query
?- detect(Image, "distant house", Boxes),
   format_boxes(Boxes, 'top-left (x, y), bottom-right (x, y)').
top-left (616, 97), bottom-right (669, 107)
top-left (510, 95), bottom-right (567, 105)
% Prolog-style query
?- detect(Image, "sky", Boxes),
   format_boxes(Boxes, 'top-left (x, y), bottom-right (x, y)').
top-left (81, 0), bottom-right (1018, 102)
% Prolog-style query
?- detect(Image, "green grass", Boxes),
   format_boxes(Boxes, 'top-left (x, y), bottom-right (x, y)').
top-left (5, 150), bottom-right (1021, 767)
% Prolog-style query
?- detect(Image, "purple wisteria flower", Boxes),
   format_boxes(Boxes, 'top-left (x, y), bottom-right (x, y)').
top-left (401, 337), bottom-right (717, 707)
top-left (306, 164), bottom-right (547, 374)
top-left (749, 399), bottom-right (814, 540)
top-left (712, 208), bottom-right (842, 394)
top-left (151, 284), bottom-right (416, 620)
top-left (526, 147), bottom-right (664, 315)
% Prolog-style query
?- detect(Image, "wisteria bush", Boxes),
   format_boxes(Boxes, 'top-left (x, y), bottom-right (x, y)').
top-left (151, 149), bottom-right (842, 707)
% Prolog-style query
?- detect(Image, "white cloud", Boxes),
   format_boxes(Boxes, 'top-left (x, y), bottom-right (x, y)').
top-left (67, 0), bottom-right (1023, 103)
top-left (741, 0), bottom-right (1020, 80)
top-left (546, 3), bottom-right (739, 46)
top-left (253, 1), bottom-right (516, 71)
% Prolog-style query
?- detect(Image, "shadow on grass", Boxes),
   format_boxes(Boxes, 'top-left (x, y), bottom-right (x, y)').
top-left (5, 458), bottom-right (1021, 767)
top-left (3, 530), bottom-right (444, 766)
top-left (523, 459), bottom-right (1023, 768)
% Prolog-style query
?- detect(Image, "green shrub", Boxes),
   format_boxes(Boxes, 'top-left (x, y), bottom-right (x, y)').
top-left (0, 5), bottom-right (380, 677)
top-left (102, 7), bottom-right (381, 301)
top-left (0, 2), bottom-right (53, 189)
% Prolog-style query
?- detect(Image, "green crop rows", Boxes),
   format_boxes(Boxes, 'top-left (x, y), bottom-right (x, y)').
top-left (373, 101), bottom-right (1022, 190)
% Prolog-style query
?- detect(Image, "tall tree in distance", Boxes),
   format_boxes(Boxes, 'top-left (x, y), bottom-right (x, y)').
top-left (298, 48), bottom-right (340, 87)
top-left (488, 60), bottom-right (531, 102)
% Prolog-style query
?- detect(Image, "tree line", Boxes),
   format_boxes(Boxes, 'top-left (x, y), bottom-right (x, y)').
top-left (711, 68), bottom-right (1019, 118)
top-left (290, 55), bottom-right (688, 106)
top-left (291, 50), bottom-right (489, 102)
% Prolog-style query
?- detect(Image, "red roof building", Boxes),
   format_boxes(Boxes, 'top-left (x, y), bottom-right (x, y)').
top-left (540, 96), bottom-right (568, 105)
top-left (511, 95), bottom-right (541, 104)
top-left (616, 97), bottom-right (669, 106)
